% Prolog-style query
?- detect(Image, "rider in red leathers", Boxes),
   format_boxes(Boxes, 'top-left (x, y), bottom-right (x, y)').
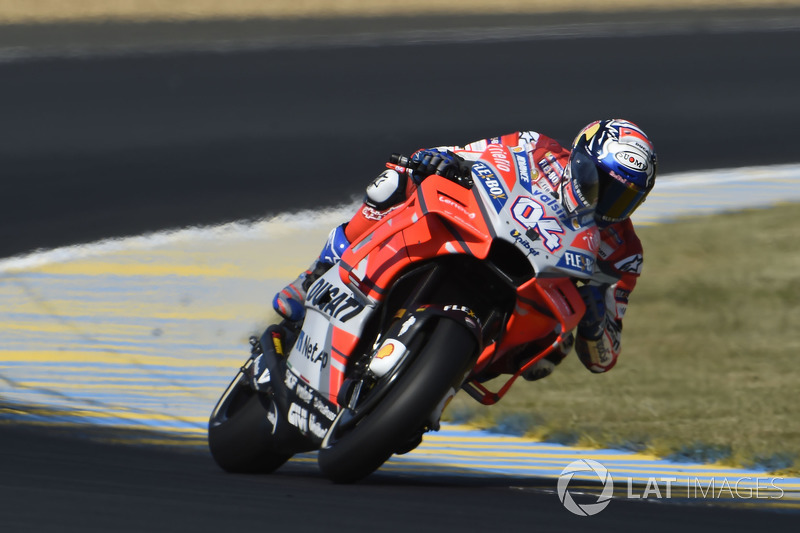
top-left (273, 119), bottom-right (657, 381)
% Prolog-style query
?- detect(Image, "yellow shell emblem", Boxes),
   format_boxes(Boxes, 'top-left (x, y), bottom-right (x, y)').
top-left (375, 344), bottom-right (395, 359)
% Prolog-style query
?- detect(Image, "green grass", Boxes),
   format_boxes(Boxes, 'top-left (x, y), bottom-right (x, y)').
top-left (446, 203), bottom-right (800, 475)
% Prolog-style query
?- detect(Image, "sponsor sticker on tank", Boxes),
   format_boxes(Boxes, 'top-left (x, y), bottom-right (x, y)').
top-left (557, 250), bottom-right (596, 274)
top-left (472, 161), bottom-right (508, 213)
top-left (511, 146), bottom-right (533, 194)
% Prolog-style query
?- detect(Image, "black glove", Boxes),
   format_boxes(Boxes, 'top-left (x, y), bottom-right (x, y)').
top-left (577, 284), bottom-right (606, 340)
top-left (409, 148), bottom-right (469, 183)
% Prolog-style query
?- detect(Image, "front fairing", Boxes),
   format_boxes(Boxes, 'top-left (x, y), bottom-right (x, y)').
top-left (471, 144), bottom-right (600, 279)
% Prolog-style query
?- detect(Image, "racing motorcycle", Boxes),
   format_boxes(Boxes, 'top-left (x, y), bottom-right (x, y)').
top-left (208, 144), bottom-right (599, 483)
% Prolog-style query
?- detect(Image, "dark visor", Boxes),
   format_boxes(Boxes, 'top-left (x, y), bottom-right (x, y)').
top-left (596, 173), bottom-right (648, 225)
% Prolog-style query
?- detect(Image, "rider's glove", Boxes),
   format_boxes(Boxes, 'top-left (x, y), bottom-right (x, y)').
top-left (409, 148), bottom-right (468, 183)
top-left (577, 284), bottom-right (606, 341)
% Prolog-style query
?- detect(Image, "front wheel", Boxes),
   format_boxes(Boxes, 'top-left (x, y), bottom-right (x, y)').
top-left (208, 362), bottom-right (292, 473)
top-left (318, 318), bottom-right (478, 483)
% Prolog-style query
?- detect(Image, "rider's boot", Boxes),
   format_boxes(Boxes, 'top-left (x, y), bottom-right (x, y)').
top-left (272, 224), bottom-right (350, 322)
top-left (520, 332), bottom-right (574, 381)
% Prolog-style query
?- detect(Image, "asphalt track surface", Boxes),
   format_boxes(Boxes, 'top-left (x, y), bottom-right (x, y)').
top-left (2, 10), bottom-right (800, 532)
top-left (3, 9), bottom-right (800, 259)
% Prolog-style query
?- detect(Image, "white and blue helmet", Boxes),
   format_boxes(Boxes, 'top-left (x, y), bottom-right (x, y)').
top-left (562, 119), bottom-right (658, 227)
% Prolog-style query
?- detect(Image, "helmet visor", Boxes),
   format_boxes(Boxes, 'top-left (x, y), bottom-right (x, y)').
top-left (596, 174), bottom-right (648, 226)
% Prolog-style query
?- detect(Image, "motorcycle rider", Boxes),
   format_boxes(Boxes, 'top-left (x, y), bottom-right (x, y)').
top-left (272, 119), bottom-right (657, 380)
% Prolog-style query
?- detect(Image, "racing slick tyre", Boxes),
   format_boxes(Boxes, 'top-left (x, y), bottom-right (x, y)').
top-left (318, 318), bottom-right (478, 483)
top-left (208, 365), bottom-right (291, 473)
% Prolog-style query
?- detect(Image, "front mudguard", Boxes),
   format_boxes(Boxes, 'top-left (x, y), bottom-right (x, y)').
top-left (383, 303), bottom-right (482, 357)
top-left (338, 304), bottom-right (482, 409)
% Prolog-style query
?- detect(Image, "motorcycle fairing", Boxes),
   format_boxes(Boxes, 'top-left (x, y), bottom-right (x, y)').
top-left (285, 142), bottom-right (601, 421)
top-left (287, 266), bottom-right (376, 404)
top-left (338, 176), bottom-right (493, 302)
top-left (253, 326), bottom-right (334, 452)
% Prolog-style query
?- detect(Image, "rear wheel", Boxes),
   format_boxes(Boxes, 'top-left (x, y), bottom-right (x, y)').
top-left (318, 319), bottom-right (477, 483)
top-left (208, 363), bottom-right (292, 473)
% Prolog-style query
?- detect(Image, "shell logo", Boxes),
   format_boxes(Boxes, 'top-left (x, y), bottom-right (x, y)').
top-left (375, 343), bottom-right (395, 359)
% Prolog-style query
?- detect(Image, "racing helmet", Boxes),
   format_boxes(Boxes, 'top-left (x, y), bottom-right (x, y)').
top-left (561, 119), bottom-right (658, 227)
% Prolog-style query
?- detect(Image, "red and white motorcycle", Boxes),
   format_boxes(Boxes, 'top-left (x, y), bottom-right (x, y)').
top-left (208, 146), bottom-right (598, 483)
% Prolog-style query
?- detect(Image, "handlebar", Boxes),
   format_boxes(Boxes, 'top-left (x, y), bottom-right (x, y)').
top-left (388, 153), bottom-right (474, 189)
top-left (389, 153), bottom-right (413, 170)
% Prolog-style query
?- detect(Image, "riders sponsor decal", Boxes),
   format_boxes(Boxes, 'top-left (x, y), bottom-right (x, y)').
top-left (615, 150), bottom-right (648, 172)
top-left (443, 304), bottom-right (480, 329)
top-left (532, 189), bottom-right (566, 218)
top-left (295, 382), bottom-right (314, 403)
top-left (361, 203), bottom-right (400, 221)
top-left (375, 343), bottom-right (395, 359)
top-left (544, 151), bottom-right (565, 174)
top-left (288, 402), bottom-right (309, 433)
top-left (438, 195), bottom-right (476, 219)
top-left (308, 413), bottom-right (328, 439)
top-left (511, 196), bottom-right (564, 252)
top-left (568, 212), bottom-right (596, 231)
top-left (369, 338), bottom-right (408, 377)
top-left (284, 369), bottom-right (298, 390)
top-left (486, 144), bottom-right (512, 173)
top-left (570, 228), bottom-right (600, 254)
top-left (295, 330), bottom-right (329, 368)
top-left (511, 146), bottom-right (533, 194)
top-left (615, 254), bottom-right (643, 274)
top-left (398, 315), bottom-right (416, 336)
top-left (510, 229), bottom-right (540, 257)
top-left (313, 397), bottom-right (337, 422)
top-left (538, 153), bottom-right (563, 187)
top-left (306, 278), bottom-right (365, 322)
top-left (472, 161), bottom-right (508, 213)
top-left (444, 305), bottom-right (479, 325)
top-left (443, 304), bottom-right (476, 316)
top-left (288, 396), bottom-right (335, 439)
top-left (557, 250), bottom-right (596, 274)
